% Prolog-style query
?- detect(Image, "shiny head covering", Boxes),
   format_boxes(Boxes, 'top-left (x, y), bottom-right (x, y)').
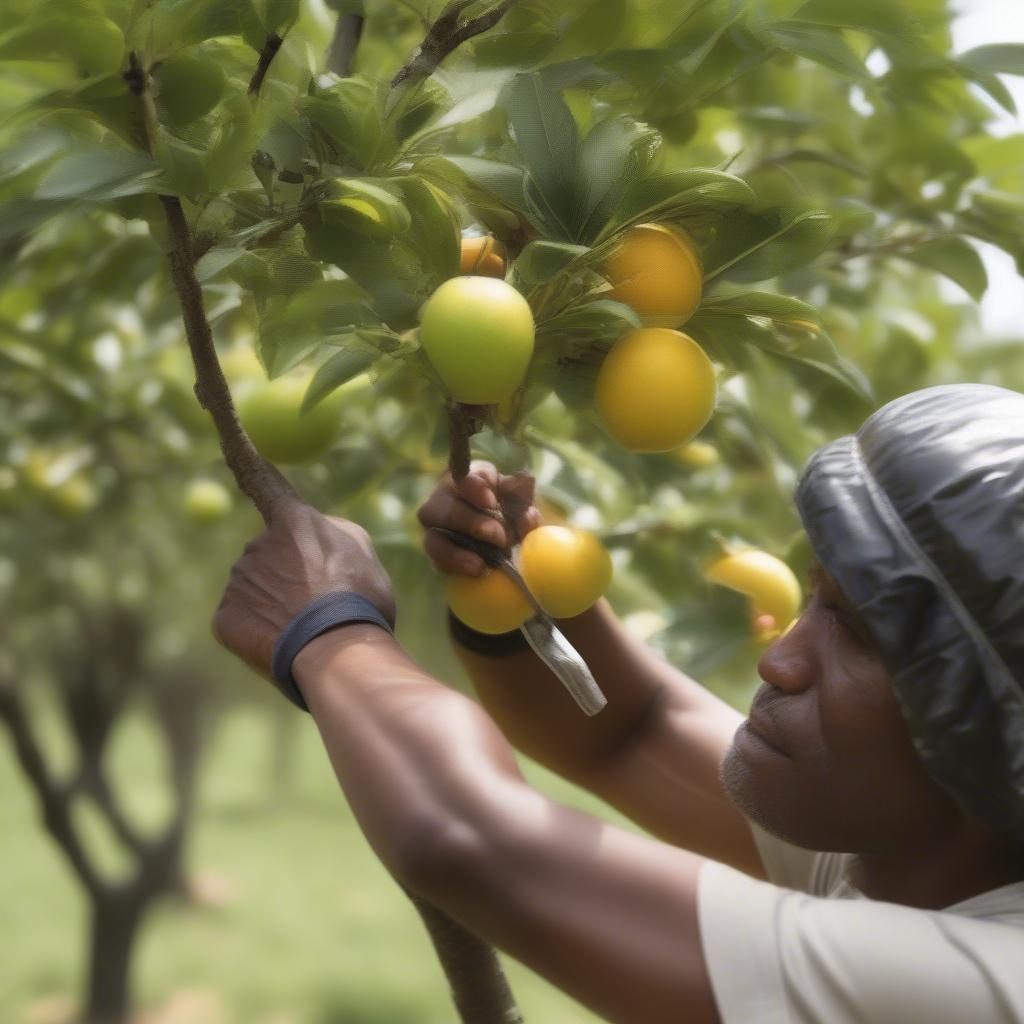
top-left (795, 384), bottom-right (1024, 842)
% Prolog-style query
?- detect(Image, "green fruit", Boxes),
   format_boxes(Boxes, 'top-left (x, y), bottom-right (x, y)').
top-left (419, 277), bottom-right (535, 405)
top-left (155, 54), bottom-right (226, 127)
top-left (51, 476), bottom-right (98, 518)
top-left (184, 479), bottom-right (233, 522)
top-left (237, 374), bottom-right (345, 465)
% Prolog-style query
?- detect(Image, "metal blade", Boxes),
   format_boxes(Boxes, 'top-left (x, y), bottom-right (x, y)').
top-left (436, 528), bottom-right (608, 716)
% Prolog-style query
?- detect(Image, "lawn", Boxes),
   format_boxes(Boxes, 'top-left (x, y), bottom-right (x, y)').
top-left (2, 700), bottom-right (653, 1024)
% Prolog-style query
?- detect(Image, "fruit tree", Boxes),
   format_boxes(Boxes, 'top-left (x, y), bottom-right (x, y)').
top-left (2, 0), bottom-right (1022, 1021)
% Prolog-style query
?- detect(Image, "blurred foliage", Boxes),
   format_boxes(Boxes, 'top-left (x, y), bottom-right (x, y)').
top-left (1, 0), bottom-right (1023, 1020)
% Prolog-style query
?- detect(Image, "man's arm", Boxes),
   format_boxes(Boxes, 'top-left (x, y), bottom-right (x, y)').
top-left (420, 465), bottom-right (763, 876)
top-left (294, 626), bottom-right (720, 1024)
top-left (213, 509), bottom-right (720, 1024)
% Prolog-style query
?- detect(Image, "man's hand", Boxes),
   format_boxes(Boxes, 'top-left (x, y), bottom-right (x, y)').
top-left (213, 502), bottom-right (396, 678)
top-left (418, 460), bottom-right (542, 576)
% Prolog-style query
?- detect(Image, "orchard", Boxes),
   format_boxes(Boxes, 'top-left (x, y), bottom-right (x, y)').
top-left (1, 1), bottom-right (1023, 1022)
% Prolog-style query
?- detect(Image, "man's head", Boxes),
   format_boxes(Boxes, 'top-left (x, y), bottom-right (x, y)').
top-left (721, 558), bottom-right (971, 855)
top-left (723, 384), bottom-right (1024, 859)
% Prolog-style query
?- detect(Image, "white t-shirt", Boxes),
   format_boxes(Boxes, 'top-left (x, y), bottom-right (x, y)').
top-left (697, 824), bottom-right (1024, 1023)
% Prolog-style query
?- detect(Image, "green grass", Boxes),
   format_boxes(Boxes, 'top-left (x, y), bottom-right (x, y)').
top-left (2, 704), bottom-right (651, 1024)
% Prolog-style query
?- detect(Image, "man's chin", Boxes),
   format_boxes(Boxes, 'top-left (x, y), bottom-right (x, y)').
top-left (720, 737), bottom-right (804, 845)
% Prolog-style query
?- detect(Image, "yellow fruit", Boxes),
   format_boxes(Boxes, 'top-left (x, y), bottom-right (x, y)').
top-left (673, 440), bottom-right (720, 468)
top-left (419, 277), bottom-right (535, 405)
top-left (596, 328), bottom-right (716, 452)
top-left (603, 223), bottom-right (703, 327)
top-left (706, 550), bottom-right (802, 642)
top-left (237, 374), bottom-right (345, 465)
top-left (519, 525), bottom-right (613, 619)
top-left (460, 236), bottom-right (506, 278)
top-left (448, 570), bottom-right (533, 635)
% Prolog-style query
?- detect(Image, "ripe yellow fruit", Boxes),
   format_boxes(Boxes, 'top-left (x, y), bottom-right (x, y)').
top-left (460, 235), bottom-right (506, 278)
top-left (237, 374), bottom-right (345, 465)
top-left (603, 223), bottom-right (703, 327)
top-left (705, 550), bottom-right (802, 643)
top-left (419, 277), bottom-right (535, 405)
top-left (448, 570), bottom-right (533, 635)
top-left (519, 525), bottom-right (613, 619)
top-left (596, 328), bottom-right (716, 452)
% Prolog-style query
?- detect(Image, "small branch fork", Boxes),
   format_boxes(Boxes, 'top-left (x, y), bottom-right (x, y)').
top-left (391, 0), bottom-right (518, 88)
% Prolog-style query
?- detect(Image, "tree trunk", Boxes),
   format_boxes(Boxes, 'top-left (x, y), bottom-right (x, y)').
top-left (82, 894), bottom-right (144, 1024)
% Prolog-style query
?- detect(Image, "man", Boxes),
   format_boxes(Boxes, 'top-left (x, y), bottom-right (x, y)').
top-left (214, 383), bottom-right (1024, 1022)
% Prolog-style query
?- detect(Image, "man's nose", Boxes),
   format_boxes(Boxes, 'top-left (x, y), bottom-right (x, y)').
top-left (756, 613), bottom-right (816, 693)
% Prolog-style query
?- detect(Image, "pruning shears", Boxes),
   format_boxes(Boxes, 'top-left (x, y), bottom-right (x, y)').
top-left (438, 528), bottom-right (608, 718)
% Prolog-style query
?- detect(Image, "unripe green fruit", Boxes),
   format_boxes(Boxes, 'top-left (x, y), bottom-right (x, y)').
top-left (184, 479), bottom-right (233, 522)
top-left (419, 277), bottom-right (535, 405)
top-left (155, 55), bottom-right (226, 127)
top-left (237, 375), bottom-right (345, 465)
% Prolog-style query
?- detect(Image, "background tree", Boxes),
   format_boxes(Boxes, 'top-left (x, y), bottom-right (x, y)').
top-left (1, 0), bottom-right (1022, 1021)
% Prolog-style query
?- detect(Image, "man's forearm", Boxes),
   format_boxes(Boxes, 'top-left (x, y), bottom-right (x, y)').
top-left (293, 622), bottom-right (530, 883)
top-left (291, 622), bottom-right (718, 1024)
top-left (453, 599), bottom-right (710, 781)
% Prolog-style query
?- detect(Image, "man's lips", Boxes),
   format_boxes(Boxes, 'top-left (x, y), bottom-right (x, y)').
top-left (741, 711), bottom-right (790, 758)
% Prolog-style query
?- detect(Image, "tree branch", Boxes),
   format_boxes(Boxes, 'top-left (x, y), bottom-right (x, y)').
top-left (0, 682), bottom-right (102, 896)
top-left (125, 53), bottom-right (298, 524)
top-left (249, 34), bottom-right (284, 96)
top-left (391, 0), bottom-right (518, 88)
top-left (326, 13), bottom-right (365, 77)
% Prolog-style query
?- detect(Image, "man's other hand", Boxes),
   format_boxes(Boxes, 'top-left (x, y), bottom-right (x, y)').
top-left (418, 461), bottom-right (542, 576)
top-left (213, 502), bottom-right (396, 678)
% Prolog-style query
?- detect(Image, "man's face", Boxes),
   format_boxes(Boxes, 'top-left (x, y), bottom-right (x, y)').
top-left (721, 558), bottom-right (960, 854)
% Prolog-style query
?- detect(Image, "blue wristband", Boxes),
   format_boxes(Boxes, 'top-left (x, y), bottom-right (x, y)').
top-left (271, 591), bottom-right (394, 711)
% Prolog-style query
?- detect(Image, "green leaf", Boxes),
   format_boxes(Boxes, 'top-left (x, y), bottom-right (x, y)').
top-left (501, 74), bottom-right (579, 227)
top-left (608, 169), bottom-right (756, 236)
top-left (552, 0), bottom-right (628, 58)
top-left (320, 179), bottom-right (413, 239)
top-left (573, 116), bottom-right (660, 244)
top-left (35, 149), bottom-right (161, 202)
top-left (301, 78), bottom-right (385, 172)
top-left (396, 177), bottom-right (460, 286)
top-left (514, 241), bottom-right (590, 289)
top-left (154, 52), bottom-right (226, 128)
top-left (957, 44), bottom-right (1024, 78)
top-left (704, 209), bottom-right (834, 283)
top-left (789, 0), bottom-right (920, 40)
top-left (901, 237), bottom-right (988, 301)
top-left (303, 342), bottom-right (381, 412)
top-left (259, 280), bottom-right (379, 377)
top-left (690, 310), bottom-right (873, 401)
top-left (761, 23), bottom-right (869, 80)
top-left (700, 290), bottom-right (822, 323)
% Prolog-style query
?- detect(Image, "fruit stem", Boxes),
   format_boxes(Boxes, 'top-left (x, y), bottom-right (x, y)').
top-left (448, 402), bottom-right (474, 481)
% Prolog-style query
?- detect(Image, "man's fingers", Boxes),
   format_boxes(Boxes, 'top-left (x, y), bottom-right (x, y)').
top-left (418, 491), bottom-right (508, 546)
top-left (424, 529), bottom-right (487, 577)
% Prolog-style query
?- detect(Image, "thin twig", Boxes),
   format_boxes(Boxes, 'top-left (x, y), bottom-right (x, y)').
top-left (249, 34), bottom-right (284, 96)
top-left (391, 0), bottom-right (518, 88)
